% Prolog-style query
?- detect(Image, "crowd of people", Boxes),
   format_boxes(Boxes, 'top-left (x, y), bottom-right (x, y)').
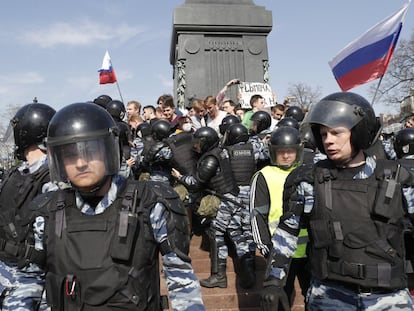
top-left (1, 83), bottom-right (414, 311)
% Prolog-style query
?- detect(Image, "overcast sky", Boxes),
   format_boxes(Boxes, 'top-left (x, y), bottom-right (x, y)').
top-left (1, 0), bottom-right (413, 126)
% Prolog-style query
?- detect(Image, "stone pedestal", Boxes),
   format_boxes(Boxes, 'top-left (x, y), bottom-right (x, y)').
top-left (170, 0), bottom-right (272, 108)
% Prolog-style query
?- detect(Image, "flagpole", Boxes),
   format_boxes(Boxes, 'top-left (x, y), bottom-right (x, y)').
top-left (371, 76), bottom-right (384, 106)
top-left (115, 81), bottom-right (124, 103)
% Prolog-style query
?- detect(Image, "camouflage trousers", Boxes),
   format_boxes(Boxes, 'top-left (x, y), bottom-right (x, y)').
top-left (228, 185), bottom-right (256, 254)
top-left (213, 193), bottom-right (250, 260)
top-left (0, 262), bottom-right (45, 311)
top-left (307, 278), bottom-right (414, 310)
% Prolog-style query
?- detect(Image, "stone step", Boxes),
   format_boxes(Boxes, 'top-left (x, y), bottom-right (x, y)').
top-left (160, 235), bottom-right (304, 310)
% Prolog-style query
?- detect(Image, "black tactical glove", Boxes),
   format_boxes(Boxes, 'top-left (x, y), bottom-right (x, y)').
top-left (260, 285), bottom-right (290, 311)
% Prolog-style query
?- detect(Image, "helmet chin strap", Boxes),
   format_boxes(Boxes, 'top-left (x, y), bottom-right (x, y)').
top-left (77, 175), bottom-right (111, 198)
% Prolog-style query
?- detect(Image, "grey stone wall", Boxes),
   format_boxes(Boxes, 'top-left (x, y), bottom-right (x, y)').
top-left (170, 0), bottom-right (272, 108)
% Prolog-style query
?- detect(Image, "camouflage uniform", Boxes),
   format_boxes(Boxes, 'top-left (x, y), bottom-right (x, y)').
top-left (179, 174), bottom-right (246, 260)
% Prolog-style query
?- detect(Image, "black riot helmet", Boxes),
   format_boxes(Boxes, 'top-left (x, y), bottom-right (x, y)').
top-left (299, 123), bottom-right (317, 150)
top-left (193, 126), bottom-right (219, 154)
top-left (277, 117), bottom-right (300, 129)
top-left (250, 110), bottom-right (271, 134)
top-left (303, 92), bottom-right (379, 153)
top-left (93, 94), bottom-right (112, 109)
top-left (106, 100), bottom-right (126, 121)
top-left (269, 126), bottom-right (303, 168)
top-left (11, 103), bottom-right (56, 161)
top-left (394, 128), bottom-right (414, 159)
top-left (47, 103), bottom-right (120, 185)
top-left (285, 106), bottom-right (305, 122)
top-left (223, 123), bottom-right (249, 146)
top-left (151, 119), bottom-right (171, 141)
top-left (137, 122), bottom-right (152, 138)
top-left (219, 115), bottom-right (240, 136)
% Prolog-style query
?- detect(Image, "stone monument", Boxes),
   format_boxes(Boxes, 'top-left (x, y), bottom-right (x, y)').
top-left (170, 0), bottom-right (272, 108)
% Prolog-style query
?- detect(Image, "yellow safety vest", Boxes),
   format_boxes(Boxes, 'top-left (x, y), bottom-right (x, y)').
top-left (260, 166), bottom-right (308, 258)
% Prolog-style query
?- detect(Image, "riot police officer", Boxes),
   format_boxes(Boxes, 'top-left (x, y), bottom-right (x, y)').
top-left (249, 110), bottom-right (271, 170)
top-left (222, 123), bottom-right (258, 288)
top-left (141, 119), bottom-right (173, 184)
top-left (171, 127), bottom-right (240, 289)
top-left (394, 128), bottom-right (414, 295)
top-left (250, 110), bottom-right (272, 138)
top-left (105, 100), bottom-right (133, 165)
top-left (261, 92), bottom-right (414, 310)
top-left (394, 128), bottom-right (414, 161)
top-left (93, 94), bottom-right (112, 109)
top-left (250, 126), bottom-right (310, 307)
top-left (276, 116), bottom-right (300, 130)
top-left (219, 114), bottom-right (240, 138)
top-left (0, 102), bottom-right (56, 310)
top-left (36, 103), bottom-right (205, 310)
top-left (284, 105), bottom-right (305, 123)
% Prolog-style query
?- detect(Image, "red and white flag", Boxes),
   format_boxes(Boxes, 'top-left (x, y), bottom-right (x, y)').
top-left (98, 50), bottom-right (117, 84)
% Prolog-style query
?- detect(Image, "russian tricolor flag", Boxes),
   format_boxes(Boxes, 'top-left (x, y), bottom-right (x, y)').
top-left (329, 1), bottom-right (411, 91)
top-left (98, 50), bottom-right (117, 84)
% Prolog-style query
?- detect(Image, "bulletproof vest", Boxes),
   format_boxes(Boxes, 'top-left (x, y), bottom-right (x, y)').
top-left (45, 180), bottom-right (190, 310)
top-left (309, 159), bottom-right (410, 289)
top-left (117, 121), bottom-right (132, 160)
top-left (199, 147), bottom-right (239, 195)
top-left (166, 132), bottom-right (197, 175)
top-left (225, 142), bottom-right (256, 186)
top-left (0, 165), bottom-right (49, 265)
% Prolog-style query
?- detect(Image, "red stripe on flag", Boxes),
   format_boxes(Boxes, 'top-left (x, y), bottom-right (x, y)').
top-left (99, 70), bottom-right (117, 84)
top-left (335, 57), bottom-right (388, 91)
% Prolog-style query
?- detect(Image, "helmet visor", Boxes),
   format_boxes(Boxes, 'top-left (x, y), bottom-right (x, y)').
top-left (269, 144), bottom-right (303, 167)
top-left (303, 99), bottom-right (364, 130)
top-left (48, 136), bottom-right (120, 184)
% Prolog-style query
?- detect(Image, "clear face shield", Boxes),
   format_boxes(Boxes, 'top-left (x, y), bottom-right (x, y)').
top-left (269, 144), bottom-right (304, 168)
top-left (302, 99), bottom-right (363, 130)
top-left (48, 136), bottom-right (120, 184)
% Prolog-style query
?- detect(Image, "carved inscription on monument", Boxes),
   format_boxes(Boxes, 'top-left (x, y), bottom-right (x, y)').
top-left (205, 38), bottom-right (243, 51)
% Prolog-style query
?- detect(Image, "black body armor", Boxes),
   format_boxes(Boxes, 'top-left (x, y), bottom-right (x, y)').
top-left (309, 159), bottom-right (412, 289)
top-left (197, 147), bottom-right (239, 195)
top-left (43, 180), bottom-right (190, 310)
top-left (0, 165), bottom-right (49, 266)
top-left (225, 142), bottom-right (256, 186)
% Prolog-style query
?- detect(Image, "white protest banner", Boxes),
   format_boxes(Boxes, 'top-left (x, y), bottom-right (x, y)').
top-left (237, 82), bottom-right (275, 109)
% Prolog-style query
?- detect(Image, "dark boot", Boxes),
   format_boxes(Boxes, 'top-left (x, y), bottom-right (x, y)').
top-left (238, 253), bottom-right (256, 289)
top-left (199, 232), bottom-right (210, 252)
top-left (200, 259), bottom-right (227, 288)
top-left (200, 228), bottom-right (228, 288)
